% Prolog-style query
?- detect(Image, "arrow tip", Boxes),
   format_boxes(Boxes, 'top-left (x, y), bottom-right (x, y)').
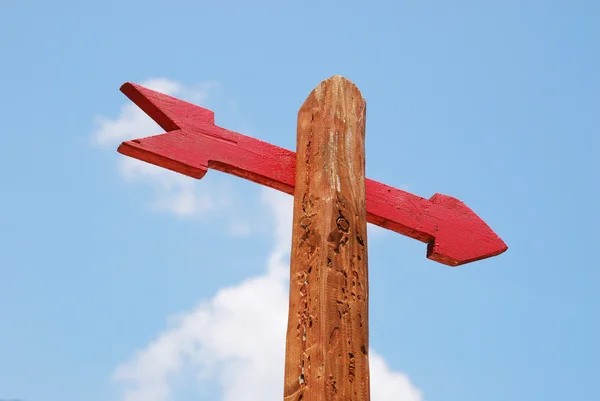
top-left (426, 194), bottom-right (508, 266)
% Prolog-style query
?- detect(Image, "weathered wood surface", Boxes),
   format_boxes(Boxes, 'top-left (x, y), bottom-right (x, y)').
top-left (283, 76), bottom-right (370, 401)
top-left (117, 83), bottom-right (507, 266)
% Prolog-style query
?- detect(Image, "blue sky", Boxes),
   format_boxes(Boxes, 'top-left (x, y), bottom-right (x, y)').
top-left (1, 1), bottom-right (599, 400)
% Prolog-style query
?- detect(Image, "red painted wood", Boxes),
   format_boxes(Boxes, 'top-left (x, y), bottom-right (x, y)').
top-left (117, 82), bottom-right (507, 266)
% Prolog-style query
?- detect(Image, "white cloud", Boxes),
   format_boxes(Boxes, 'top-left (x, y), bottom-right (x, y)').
top-left (228, 220), bottom-right (252, 237)
top-left (92, 78), bottom-right (188, 147)
top-left (118, 157), bottom-right (217, 217)
top-left (91, 78), bottom-right (224, 218)
top-left (112, 188), bottom-right (423, 401)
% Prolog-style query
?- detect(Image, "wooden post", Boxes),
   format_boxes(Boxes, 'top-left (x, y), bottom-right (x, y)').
top-left (283, 76), bottom-right (370, 401)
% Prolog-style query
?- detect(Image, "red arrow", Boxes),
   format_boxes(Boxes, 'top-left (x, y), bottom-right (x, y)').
top-left (116, 82), bottom-right (507, 266)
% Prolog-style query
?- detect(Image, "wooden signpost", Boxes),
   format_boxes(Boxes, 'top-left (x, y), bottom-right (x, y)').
top-left (116, 76), bottom-right (507, 400)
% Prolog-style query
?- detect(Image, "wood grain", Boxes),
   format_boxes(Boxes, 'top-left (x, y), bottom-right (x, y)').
top-left (283, 76), bottom-right (370, 401)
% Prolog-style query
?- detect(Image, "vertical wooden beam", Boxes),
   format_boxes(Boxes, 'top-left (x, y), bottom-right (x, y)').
top-left (284, 76), bottom-right (370, 401)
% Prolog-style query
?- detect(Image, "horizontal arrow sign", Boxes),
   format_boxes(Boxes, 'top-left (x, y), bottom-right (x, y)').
top-left (117, 82), bottom-right (507, 266)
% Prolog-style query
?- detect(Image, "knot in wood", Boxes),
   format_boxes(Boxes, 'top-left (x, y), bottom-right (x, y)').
top-left (300, 216), bottom-right (312, 229)
top-left (336, 216), bottom-right (350, 232)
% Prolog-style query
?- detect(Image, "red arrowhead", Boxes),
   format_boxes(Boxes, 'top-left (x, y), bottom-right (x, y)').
top-left (117, 83), bottom-right (507, 266)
